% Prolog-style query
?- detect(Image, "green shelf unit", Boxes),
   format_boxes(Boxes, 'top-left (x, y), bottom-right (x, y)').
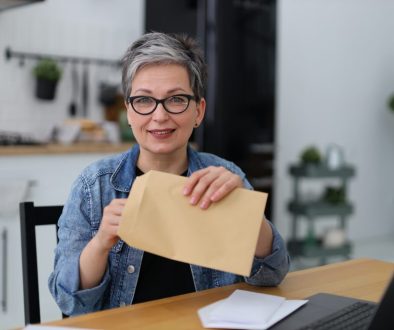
top-left (287, 239), bottom-right (352, 259)
top-left (289, 164), bottom-right (355, 178)
top-left (287, 162), bottom-right (355, 264)
top-left (288, 201), bottom-right (353, 217)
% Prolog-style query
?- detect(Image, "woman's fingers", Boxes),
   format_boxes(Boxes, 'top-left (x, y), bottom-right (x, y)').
top-left (187, 167), bottom-right (220, 206)
top-left (97, 198), bottom-right (127, 250)
top-left (101, 200), bottom-right (125, 229)
top-left (210, 174), bottom-right (242, 201)
top-left (184, 167), bottom-right (243, 209)
top-left (183, 167), bottom-right (210, 196)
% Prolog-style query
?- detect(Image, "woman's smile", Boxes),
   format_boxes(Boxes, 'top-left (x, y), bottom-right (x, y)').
top-left (148, 128), bottom-right (176, 139)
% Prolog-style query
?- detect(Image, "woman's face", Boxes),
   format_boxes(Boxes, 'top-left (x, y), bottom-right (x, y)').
top-left (125, 63), bottom-right (205, 159)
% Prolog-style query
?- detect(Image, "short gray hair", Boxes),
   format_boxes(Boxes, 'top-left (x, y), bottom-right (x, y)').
top-left (121, 32), bottom-right (207, 102)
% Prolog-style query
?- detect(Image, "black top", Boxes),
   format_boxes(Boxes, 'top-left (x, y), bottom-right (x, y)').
top-left (132, 168), bottom-right (195, 304)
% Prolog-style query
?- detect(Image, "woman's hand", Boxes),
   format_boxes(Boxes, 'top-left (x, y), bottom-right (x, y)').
top-left (80, 198), bottom-right (127, 290)
top-left (95, 198), bottom-right (127, 252)
top-left (183, 166), bottom-right (243, 209)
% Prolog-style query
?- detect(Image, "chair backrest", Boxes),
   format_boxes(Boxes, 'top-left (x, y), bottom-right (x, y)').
top-left (19, 201), bottom-right (63, 325)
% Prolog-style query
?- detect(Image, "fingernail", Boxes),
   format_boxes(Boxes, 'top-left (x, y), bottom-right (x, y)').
top-left (190, 196), bottom-right (197, 205)
top-left (200, 200), bottom-right (208, 209)
top-left (183, 187), bottom-right (189, 195)
top-left (210, 192), bottom-right (218, 202)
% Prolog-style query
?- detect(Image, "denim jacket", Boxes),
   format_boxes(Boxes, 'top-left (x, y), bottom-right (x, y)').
top-left (48, 144), bottom-right (290, 316)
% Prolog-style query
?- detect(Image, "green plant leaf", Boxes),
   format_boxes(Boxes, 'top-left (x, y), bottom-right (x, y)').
top-left (33, 58), bottom-right (62, 81)
top-left (300, 146), bottom-right (321, 164)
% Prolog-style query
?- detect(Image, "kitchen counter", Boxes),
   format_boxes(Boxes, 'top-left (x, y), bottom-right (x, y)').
top-left (0, 142), bottom-right (132, 156)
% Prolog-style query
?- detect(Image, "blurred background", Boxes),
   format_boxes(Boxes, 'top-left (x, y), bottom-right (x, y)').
top-left (0, 0), bottom-right (393, 328)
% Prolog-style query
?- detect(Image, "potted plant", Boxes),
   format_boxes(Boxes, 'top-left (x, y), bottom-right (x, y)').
top-left (300, 146), bottom-right (322, 165)
top-left (33, 58), bottom-right (62, 100)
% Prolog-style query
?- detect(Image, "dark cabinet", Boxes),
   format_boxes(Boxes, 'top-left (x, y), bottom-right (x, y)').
top-left (146, 0), bottom-right (277, 219)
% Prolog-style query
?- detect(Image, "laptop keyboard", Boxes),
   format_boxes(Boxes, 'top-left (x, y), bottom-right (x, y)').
top-left (296, 301), bottom-right (377, 330)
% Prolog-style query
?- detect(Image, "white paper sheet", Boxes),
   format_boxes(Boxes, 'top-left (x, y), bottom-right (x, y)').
top-left (198, 290), bottom-right (308, 329)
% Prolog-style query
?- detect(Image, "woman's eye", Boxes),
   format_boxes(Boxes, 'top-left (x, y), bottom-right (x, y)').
top-left (168, 96), bottom-right (186, 104)
top-left (135, 97), bottom-right (154, 105)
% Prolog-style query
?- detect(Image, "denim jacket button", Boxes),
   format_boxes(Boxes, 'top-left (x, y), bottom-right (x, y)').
top-left (127, 265), bottom-right (135, 274)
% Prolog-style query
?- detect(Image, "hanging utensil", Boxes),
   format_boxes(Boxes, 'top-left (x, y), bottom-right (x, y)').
top-left (82, 62), bottom-right (89, 117)
top-left (69, 62), bottom-right (78, 117)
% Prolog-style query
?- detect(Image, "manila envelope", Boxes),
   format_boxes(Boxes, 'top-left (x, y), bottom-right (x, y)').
top-left (118, 170), bottom-right (268, 276)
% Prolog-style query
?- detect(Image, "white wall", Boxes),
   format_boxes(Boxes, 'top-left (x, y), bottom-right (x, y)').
top-left (0, 0), bottom-right (144, 138)
top-left (275, 0), bottom-right (394, 242)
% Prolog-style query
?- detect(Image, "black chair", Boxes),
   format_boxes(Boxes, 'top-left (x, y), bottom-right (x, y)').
top-left (19, 201), bottom-right (63, 324)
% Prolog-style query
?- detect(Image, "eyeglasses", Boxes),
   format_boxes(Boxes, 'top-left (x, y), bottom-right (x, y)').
top-left (127, 94), bottom-right (196, 115)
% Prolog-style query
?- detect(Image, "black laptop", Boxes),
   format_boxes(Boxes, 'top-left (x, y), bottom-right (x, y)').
top-left (270, 273), bottom-right (394, 330)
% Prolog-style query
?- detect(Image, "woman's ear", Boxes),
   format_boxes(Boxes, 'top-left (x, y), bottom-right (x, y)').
top-left (195, 97), bottom-right (206, 126)
top-left (124, 100), bottom-right (132, 126)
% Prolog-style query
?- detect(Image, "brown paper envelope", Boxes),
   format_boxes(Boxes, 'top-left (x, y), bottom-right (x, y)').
top-left (118, 170), bottom-right (268, 276)
top-left (117, 173), bottom-right (146, 241)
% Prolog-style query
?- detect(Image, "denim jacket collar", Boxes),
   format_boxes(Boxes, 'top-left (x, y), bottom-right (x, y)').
top-left (187, 145), bottom-right (205, 175)
top-left (110, 144), bottom-right (202, 193)
top-left (110, 144), bottom-right (140, 193)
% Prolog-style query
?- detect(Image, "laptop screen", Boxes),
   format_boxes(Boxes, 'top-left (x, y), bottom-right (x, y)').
top-left (368, 274), bottom-right (394, 329)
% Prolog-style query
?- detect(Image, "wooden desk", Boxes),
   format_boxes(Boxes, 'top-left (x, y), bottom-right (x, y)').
top-left (44, 258), bottom-right (393, 330)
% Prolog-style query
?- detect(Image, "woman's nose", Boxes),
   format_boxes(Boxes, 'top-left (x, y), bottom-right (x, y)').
top-left (152, 103), bottom-right (169, 121)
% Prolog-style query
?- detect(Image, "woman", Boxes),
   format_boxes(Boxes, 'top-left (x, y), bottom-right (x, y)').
top-left (49, 32), bottom-right (290, 316)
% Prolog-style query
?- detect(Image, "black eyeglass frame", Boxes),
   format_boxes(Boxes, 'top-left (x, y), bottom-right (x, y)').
top-left (126, 94), bottom-right (196, 115)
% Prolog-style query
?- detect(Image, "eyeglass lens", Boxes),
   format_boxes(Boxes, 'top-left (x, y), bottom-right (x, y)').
top-left (131, 95), bottom-right (192, 114)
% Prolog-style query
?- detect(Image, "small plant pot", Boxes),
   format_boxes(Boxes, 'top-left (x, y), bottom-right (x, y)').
top-left (35, 78), bottom-right (58, 100)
